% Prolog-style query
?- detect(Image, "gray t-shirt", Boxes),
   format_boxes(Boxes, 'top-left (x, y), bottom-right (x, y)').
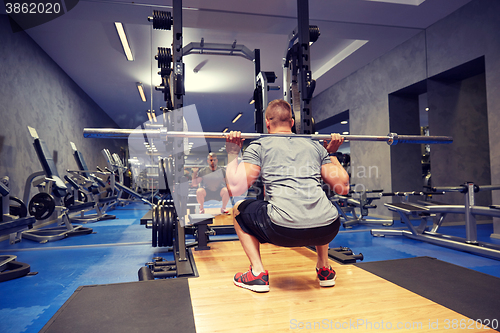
top-left (198, 166), bottom-right (226, 192)
top-left (243, 136), bottom-right (339, 229)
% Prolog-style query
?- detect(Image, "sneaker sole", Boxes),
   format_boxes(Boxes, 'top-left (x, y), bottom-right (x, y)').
top-left (319, 275), bottom-right (337, 287)
top-left (234, 280), bottom-right (270, 292)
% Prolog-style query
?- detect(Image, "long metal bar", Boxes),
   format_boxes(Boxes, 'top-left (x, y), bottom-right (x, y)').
top-left (83, 128), bottom-right (453, 145)
top-left (372, 229), bottom-right (500, 260)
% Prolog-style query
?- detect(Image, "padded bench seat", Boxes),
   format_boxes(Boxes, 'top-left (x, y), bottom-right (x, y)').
top-left (187, 214), bottom-right (214, 251)
top-left (187, 214), bottom-right (214, 226)
top-left (384, 202), bottom-right (429, 214)
top-left (68, 202), bottom-right (95, 212)
top-left (0, 217), bottom-right (36, 234)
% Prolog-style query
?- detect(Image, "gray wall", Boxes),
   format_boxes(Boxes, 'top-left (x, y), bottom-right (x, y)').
top-left (314, 30), bottom-right (428, 216)
top-left (0, 16), bottom-right (126, 200)
top-left (312, 0), bottom-right (500, 232)
top-left (428, 72), bottom-right (491, 221)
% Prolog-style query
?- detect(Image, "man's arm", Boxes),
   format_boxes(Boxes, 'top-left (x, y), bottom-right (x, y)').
top-left (321, 134), bottom-right (350, 195)
top-left (225, 131), bottom-right (261, 197)
top-left (191, 168), bottom-right (203, 187)
top-left (191, 167), bottom-right (201, 187)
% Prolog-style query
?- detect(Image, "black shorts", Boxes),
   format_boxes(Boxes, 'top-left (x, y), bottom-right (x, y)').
top-left (235, 199), bottom-right (340, 247)
top-left (204, 187), bottom-right (223, 201)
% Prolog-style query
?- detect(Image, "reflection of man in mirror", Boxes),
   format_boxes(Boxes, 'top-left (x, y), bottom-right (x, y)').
top-left (192, 153), bottom-right (230, 214)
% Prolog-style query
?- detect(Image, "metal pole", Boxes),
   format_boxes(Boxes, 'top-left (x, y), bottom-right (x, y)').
top-left (464, 182), bottom-right (478, 244)
top-left (83, 128), bottom-right (453, 145)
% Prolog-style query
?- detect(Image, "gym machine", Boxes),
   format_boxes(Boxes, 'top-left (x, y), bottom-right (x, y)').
top-left (21, 127), bottom-right (93, 243)
top-left (0, 177), bottom-right (36, 282)
top-left (283, 0), bottom-right (319, 135)
top-left (101, 148), bottom-right (154, 206)
top-left (330, 189), bottom-right (394, 228)
top-left (83, 0), bottom-right (454, 274)
top-left (139, 0), bottom-right (197, 279)
top-left (138, 158), bottom-right (202, 280)
top-left (136, 0), bottom-right (287, 279)
top-left (371, 182), bottom-right (500, 260)
top-left (65, 142), bottom-right (118, 222)
top-left (0, 176), bottom-right (35, 244)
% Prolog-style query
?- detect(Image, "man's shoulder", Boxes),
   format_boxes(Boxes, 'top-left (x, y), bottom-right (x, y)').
top-left (198, 166), bottom-right (212, 176)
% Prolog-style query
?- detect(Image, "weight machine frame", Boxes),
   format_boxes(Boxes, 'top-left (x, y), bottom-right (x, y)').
top-left (371, 183), bottom-right (500, 260)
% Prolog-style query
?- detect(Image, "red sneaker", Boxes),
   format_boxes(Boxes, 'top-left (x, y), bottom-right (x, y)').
top-left (316, 266), bottom-right (336, 287)
top-left (233, 267), bottom-right (269, 292)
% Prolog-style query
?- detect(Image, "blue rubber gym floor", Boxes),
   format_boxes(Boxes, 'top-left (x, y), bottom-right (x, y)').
top-left (1, 201), bottom-right (500, 333)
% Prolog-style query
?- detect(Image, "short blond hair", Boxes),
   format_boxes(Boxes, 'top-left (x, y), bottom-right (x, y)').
top-left (265, 100), bottom-right (293, 127)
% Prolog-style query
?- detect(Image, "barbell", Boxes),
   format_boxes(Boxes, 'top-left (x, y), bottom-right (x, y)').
top-left (83, 128), bottom-right (453, 145)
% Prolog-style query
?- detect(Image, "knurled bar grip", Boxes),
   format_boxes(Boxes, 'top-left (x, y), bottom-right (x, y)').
top-left (83, 128), bottom-right (453, 145)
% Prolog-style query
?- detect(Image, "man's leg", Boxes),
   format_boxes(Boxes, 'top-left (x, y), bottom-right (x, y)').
top-left (232, 201), bottom-right (265, 273)
top-left (196, 188), bottom-right (206, 213)
top-left (220, 187), bottom-right (229, 212)
top-left (315, 243), bottom-right (336, 287)
top-left (315, 244), bottom-right (330, 269)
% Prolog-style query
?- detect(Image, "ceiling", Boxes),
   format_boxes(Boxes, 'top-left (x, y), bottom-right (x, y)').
top-left (12, 0), bottom-right (473, 160)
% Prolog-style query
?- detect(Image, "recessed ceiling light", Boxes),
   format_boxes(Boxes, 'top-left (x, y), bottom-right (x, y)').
top-left (137, 83), bottom-right (146, 102)
top-left (232, 113), bottom-right (243, 123)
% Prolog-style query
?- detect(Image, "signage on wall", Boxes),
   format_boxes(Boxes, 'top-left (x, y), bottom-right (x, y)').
top-left (4, 0), bottom-right (79, 32)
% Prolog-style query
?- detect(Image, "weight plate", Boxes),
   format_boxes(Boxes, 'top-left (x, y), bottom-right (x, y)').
top-left (162, 200), bottom-right (167, 247)
top-left (163, 204), bottom-right (169, 247)
top-left (63, 192), bottom-right (74, 207)
top-left (9, 196), bottom-right (28, 218)
top-left (78, 190), bottom-right (88, 202)
top-left (28, 192), bottom-right (56, 220)
top-left (166, 205), bottom-right (174, 247)
top-left (156, 203), bottom-right (161, 247)
top-left (159, 201), bottom-right (165, 247)
top-left (152, 205), bottom-right (158, 247)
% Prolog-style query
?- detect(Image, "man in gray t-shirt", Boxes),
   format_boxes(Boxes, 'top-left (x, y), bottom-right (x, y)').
top-left (191, 153), bottom-right (230, 214)
top-left (225, 99), bottom-right (349, 293)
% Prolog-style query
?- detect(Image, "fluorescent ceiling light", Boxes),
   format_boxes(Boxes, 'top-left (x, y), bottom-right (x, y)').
top-left (232, 113), bottom-right (243, 123)
top-left (137, 82), bottom-right (146, 102)
top-left (222, 127), bottom-right (229, 133)
top-left (364, 0), bottom-right (425, 5)
top-left (115, 22), bottom-right (134, 61)
top-left (146, 110), bottom-right (157, 122)
top-left (313, 40), bottom-right (368, 79)
top-left (341, 120), bottom-right (348, 125)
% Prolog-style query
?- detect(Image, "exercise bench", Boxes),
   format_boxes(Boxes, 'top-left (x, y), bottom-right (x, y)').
top-left (371, 183), bottom-right (500, 260)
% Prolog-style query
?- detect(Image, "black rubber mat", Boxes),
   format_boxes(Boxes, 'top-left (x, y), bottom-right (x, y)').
top-left (355, 256), bottom-right (500, 331)
top-left (40, 278), bottom-right (196, 333)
